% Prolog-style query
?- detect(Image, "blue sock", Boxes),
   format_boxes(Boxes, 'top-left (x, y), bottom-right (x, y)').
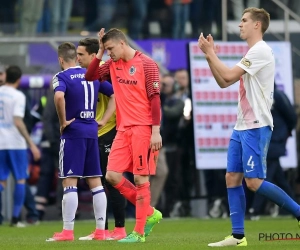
top-left (13, 183), bottom-right (26, 218)
top-left (256, 181), bottom-right (300, 217)
top-left (228, 186), bottom-right (245, 235)
top-left (0, 184), bottom-right (3, 223)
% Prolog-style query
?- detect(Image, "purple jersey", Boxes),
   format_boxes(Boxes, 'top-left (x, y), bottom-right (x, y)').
top-left (53, 66), bottom-right (113, 139)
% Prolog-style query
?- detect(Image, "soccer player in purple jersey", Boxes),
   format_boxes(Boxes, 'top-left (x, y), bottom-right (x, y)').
top-left (46, 42), bottom-right (114, 242)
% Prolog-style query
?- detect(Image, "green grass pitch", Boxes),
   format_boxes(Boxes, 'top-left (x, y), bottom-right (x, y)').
top-left (0, 217), bottom-right (300, 249)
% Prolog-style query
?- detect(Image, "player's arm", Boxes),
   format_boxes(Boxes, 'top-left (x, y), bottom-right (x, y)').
top-left (98, 94), bottom-right (115, 128)
top-left (54, 91), bottom-right (75, 134)
top-left (143, 56), bottom-right (162, 152)
top-left (85, 58), bottom-right (111, 82)
top-left (206, 55), bottom-right (244, 88)
top-left (198, 33), bottom-right (245, 88)
top-left (14, 116), bottom-right (41, 161)
top-left (54, 91), bottom-right (66, 128)
top-left (97, 81), bottom-right (116, 127)
top-left (13, 94), bottom-right (40, 161)
top-left (163, 99), bottom-right (185, 118)
top-left (86, 28), bottom-right (110, 82)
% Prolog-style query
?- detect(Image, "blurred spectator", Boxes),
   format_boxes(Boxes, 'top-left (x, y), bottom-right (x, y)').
top-left (230, 0), bottom-right (260, 20)
top-left (18, 88), bottom-right (41, 225)
top-left (37, 0), bottom-right (51, 33)
top-left (165, 0), bottom-right (192, 39)
top-left (247, 85), bottom-right (298, 219)
top-left (150, 147), bottom-right (169, 209)
top-left (86, 0), bottom-right (118, 32)
top-left (173, 69), bottom-right (194, 217)
top-left (19, 0), bottom-right (45, 36)
top-left (127, 0), bottom-right (150, 40)
top-left (174, 69), bottom-right (190, 103)
top-left (34, 89), bottom-right (61, 220)
top-left (190, 0), bottom-right (221, 39)
top-left (0, 64), bottom-right (6, 86)
top-left (0, 0), bottom-right (17, 34)
top-left (83, 0), bottom-right (97, 30)
top-left (160, 74), bottom-right (185, 217)
top-left (49, 0), bottom-right (73, 35)
top-left (144, 0), bottom-right (172, 38)
top-left (150, 74), bottom-right (169, 210)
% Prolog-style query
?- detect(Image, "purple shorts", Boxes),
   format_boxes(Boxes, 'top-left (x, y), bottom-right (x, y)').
top-left (58, 138), bottom-right (102, 178)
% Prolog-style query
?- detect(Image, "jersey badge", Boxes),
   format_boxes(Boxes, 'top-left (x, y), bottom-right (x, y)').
top-left (52, 77), bottom-right (59, 89)
top-left (241, 57), bottom-right (252, 68)
top-left (153, 82), bottom-right (159, 89)
top-left (129, 66), bottom-right (136, 75)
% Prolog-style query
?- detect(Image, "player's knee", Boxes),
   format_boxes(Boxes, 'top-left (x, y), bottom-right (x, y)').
top-left (16, 179), bottom-right (26, 184)
top-left (225, 172), bottom-right (243, 187)
top-left (105, 171), bottom-right (119, 186)
top-left (0, 181), bottom-right (7, 188)
top-left (134, 175), bottom-right (149, 186)
top-left (244, 178), bottom-right (263, 192)
top-left (86, 177), bottom-right (102, 189)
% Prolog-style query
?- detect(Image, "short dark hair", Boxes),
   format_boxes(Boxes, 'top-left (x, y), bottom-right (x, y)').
top-left (102, 28), bottom-right (128, 45)
top-left (6, 65), bottom-right (22, 83)
top-left (58, 42), bottom-right (77, 62)
top-left (78, 38), bottom-right (99, 54)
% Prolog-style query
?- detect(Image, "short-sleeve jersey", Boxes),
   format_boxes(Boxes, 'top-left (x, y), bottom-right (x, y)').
top-left (53, 66), bottom-right (113, 139)
top-left (235, 41), bottom-right (275, 130)
top-left (0, 85), bottom-right (27, 149)
top-left (98, 51), bottom-right (160, 131)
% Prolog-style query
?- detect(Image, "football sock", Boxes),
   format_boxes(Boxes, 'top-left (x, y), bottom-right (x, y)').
top-left (134, 182), bottom-right (151, 235)
top-left (114, 177), bottom-right (136, 205)
top-left (91, 186), bottom-right (107, 230)
top-left (106, 182), bottom-right (126, 227)
top-left (228, 186), bottom-right (245, 235)
top-left (13, 183), bottom-right (26, 218)
top-left (0, 184), bottom-right (3, 223)
top-left (62, 186), bottom-right (78, 230)
top-left (232, 233), bottom-right (245, 239)
top-left (113, 177), bottom-right (154, 217)
top-left (256, 181), bottom-right (300, 217)
top-left (35, 196), bottom-right (47, 220)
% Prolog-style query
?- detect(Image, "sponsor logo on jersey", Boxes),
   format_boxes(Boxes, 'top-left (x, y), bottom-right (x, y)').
top-left (129, 66), bottom-right (136, 75)
top-left (116, 76), bottom-right (137, 85)
top-left (241, 57), bottom-right (252, 68)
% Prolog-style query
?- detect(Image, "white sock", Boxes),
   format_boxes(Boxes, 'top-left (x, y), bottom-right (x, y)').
top-left (91, 186), bottom-right (107, 230)
top-left (62, 186), bottom-right (78, 230)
